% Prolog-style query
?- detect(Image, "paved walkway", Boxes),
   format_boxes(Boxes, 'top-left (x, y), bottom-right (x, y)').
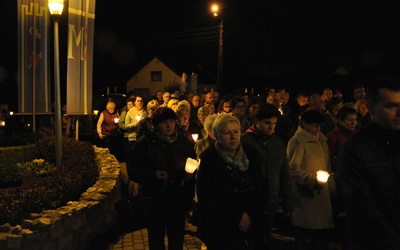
top-left (92, 163), bottom-right (342, 250)
top-left (106, 221), bottom-right (204, 250)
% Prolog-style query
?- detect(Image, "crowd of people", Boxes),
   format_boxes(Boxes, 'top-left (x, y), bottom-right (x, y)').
top-left (94, 76), bottom-right (400, 250)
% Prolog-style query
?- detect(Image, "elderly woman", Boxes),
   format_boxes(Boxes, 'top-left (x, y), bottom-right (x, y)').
top-left (197, 106), bottom-right (211, 138)
top-left (176, 102), bottom-right (202, 144)
top-left (97, 101), bottom-right (120, 157)
top-left (194, 113), bottom-right (218, 158)
top-left (129, 107), bottom-right (197, 250)
top-left (196, 114), bottom-right (267, 249)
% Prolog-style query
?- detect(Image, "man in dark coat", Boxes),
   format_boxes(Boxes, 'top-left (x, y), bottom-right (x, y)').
top-left (337, 77), bottom-right (400, 249)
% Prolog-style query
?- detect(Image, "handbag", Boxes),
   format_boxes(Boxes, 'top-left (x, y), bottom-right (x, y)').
top-left (114, 181), bottom-right (151, 230)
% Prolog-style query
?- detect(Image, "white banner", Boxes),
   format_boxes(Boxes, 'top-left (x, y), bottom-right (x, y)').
top-left (17, 0), bottom-right (51, 114)
top-left (66, 0), bottom-right (96, 115)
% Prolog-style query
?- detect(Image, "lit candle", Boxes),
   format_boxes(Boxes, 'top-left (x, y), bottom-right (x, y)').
top-left (114, 118), bottom-right (119, 124)
top-left (191, 133), bottom-right (199, 141)
top-left (316, 170), bottom-right (330, 184)
top-left (9, 111), bottom-right (14, 116)
top-left (136, 115), bottom-right (141, 121)
top-left (185, 157), bottom-right (200, 174)
top-left (93, 110), bottom-right (99, 115)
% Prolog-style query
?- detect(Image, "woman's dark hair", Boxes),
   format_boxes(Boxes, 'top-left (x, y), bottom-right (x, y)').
top-left (328, 97), bottom-right (343, 111)
top-left (217, 96), bottom-right (232, 113)
top-left (336, 106), bottom-right (357, 121)
top-left (230, 96), bottom-right (246, 109)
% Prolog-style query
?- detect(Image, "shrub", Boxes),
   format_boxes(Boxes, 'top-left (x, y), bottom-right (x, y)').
top-left (17, 159), bottom-right (57, 177)
top-left (0, 136), bottom-right (99, 225)
top-left (0, 144), bottom-right (38, 187)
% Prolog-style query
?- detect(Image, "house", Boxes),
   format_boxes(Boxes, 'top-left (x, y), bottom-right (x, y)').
top-left (126, 57), bottom-right (218, 101)
top-left (126, 57), bottom-right (182, 101)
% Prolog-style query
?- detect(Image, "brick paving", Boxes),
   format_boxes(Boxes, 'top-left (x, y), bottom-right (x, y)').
top-left (105, 221), bottom-right (204, 250)
top-left (91, 163), bottom-right (343, 250)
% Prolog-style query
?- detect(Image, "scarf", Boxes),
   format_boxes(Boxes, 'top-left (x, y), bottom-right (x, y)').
top-left (151, 127), bottom-right (178, 144)
top-left (215, 142), bottom-right (249, 172)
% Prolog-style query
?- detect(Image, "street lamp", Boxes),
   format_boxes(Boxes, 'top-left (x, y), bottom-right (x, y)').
top-left (48, 0), bottom-right (64, 168)
top-left (211, 3), bottom-right (223, 94)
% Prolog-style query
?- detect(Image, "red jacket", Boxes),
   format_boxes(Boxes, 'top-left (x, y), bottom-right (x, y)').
top-left (326, 125), bottom-right (356, 173)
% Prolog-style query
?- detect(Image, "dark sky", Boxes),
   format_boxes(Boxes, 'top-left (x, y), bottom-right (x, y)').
top-left (1, 0), bottom-right (400, 107)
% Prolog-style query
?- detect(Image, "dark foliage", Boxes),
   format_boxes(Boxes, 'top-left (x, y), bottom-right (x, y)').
top-left (0, 136), bottom-right (99, 226)
top-left (0, 132), bottom-right (37, 147)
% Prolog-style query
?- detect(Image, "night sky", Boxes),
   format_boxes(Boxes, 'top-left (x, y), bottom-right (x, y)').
top-left (1, 0), bottom-right (400, 108)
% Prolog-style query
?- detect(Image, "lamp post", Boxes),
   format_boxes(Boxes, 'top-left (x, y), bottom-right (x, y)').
top-left (48, 0), bottom-right (64, 168)
top-left (211, 4), bottom-right (223, 94)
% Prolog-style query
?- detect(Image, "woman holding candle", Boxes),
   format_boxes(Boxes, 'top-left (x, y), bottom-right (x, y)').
top-left (97, 101), bottom-right (120, 158)
top-left (125, 95), bottom-right (146, 149)
top-left (286, 109), bottom-right (335, 250)
top-left (196, 114), bottom-right (267, 249)
top-left (128, 107), bottom-right (196, 250)
top-left (175, 101), bottom-right (202, 144)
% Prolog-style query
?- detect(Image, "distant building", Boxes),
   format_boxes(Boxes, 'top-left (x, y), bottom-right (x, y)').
top-left (126, 57), bottom-right (182, 100)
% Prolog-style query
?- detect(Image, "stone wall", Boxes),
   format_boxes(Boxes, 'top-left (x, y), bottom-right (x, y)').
top-left (0, 146), bottom-right (122, 250)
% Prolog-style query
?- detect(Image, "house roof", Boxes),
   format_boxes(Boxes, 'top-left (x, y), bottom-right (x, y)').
top-left (132, 56), bottom-right (217, 87)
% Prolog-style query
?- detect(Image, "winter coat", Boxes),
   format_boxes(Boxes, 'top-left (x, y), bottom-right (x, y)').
top-left (241, 131), bottom-right (294, 217)
top-left (337, 124), bottom-right (400, 249)
top-left (286, 127), bottom-right (335, 229)
top-left (128, 130), bottom-right (196, 212)
top-left (196, 144), bottom-right (268, 245)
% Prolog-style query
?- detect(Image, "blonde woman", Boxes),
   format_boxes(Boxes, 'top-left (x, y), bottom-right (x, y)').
top-left (137, 99), bottom-right (160, 139)
top-left (354, 98), bottom-right (371, 130)
top-left (167, 98), bottom-right (179, 112)
top-left (196, 114), bottom-right (267, 249)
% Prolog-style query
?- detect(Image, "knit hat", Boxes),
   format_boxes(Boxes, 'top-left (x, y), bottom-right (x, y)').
top-left (256, 103), bottom-right (280, 120)
top-left (152, 107), bottom-right (177, 126)
top-left (301, 110), bottom-right (325, 124)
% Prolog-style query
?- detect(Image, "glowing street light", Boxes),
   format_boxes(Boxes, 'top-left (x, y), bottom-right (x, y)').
top-left (48, 0), bottom-right (64, 168)
top-left (210, 3), bottom-right (223, 94)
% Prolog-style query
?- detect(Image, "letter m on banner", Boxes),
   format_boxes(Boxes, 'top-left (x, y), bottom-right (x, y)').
top-left (67, 0), bottom-right (95, 115)
top-left (17, 0), bottom-right (51, 114)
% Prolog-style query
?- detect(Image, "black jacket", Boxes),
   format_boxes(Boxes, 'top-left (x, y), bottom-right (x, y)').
top-left (128, 130), bottom-right (196, 212)
top-left (196, 144), bottom-right (268, 245)
top-left (337, 124), bottom-right (400, 249)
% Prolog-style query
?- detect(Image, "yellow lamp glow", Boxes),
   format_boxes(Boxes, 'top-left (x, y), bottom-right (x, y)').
top-left (48, 0), bottom-right (64, 15)
top-left (185, 158), bottom-right (200, 174)
top-left (93, 110), bottom-right (99, 115)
